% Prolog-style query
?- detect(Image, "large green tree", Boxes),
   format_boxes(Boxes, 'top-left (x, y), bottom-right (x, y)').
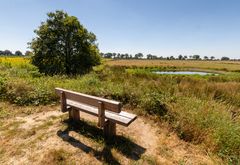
top-left (30, 10), bottom-right (100, 75)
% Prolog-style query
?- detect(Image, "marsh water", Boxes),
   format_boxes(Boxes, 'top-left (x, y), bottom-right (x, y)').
top-left (153, 71), bottom-right (218, 75)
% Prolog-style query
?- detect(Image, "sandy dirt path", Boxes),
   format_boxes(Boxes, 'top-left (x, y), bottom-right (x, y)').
top-left (0, 106), bottom-right (221, 165)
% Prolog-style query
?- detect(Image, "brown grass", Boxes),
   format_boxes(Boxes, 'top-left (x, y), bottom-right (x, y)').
top-left (0, 103), bottom-right (223, 164)
top-left (106, 59), bottom-right (240, 71)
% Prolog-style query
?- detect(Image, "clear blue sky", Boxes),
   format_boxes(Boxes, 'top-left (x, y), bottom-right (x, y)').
top-left (0, 0), bottom-right (240, 58)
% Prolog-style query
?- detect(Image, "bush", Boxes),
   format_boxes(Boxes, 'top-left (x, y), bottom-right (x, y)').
top-left (0, 76), bottom-right (6, 98)
top-left (140, 92), bottom-right (168, 116)
top-left (4, 79), bottom-right (55, 105)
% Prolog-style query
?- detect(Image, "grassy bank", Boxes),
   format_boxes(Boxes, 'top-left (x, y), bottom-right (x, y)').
top-left (107, 59), bottom-right (240, 72)
top-left (0, 57), bottom-right (239, 163)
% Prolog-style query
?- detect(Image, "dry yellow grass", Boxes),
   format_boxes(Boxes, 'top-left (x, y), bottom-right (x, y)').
top-left (106, 59), bottom-right (240, 71)
top-left (0, 104), bottom-right (223, 164)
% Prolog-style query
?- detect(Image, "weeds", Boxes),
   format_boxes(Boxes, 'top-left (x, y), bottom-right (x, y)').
top-left (0, 57), bottom-right (240, 162)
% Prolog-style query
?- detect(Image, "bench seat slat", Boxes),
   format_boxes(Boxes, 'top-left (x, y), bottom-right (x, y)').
top-left (66, 100), bottom-right (137, 126)
top-left (118, 111), bottom-right (137, 120)
top-left (106, 111), bottom-right (137, 126)
top-left (56, 88), bottom-right (122, 113)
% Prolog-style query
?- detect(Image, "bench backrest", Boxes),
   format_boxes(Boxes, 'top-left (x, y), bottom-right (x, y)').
top-left (55, 88), bottom-right (122, 113)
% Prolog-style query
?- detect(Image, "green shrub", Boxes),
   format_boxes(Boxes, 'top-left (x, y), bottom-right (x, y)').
top-left (3, 79), bottom-right (56, 105)
top-left (140, 91), bottom-right (168, 116)
top-left (0, 76), bottom-right (6, 97)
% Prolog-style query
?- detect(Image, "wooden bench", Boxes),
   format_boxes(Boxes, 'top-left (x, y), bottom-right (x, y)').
top-left (55, 88), bottom-right (137, 139)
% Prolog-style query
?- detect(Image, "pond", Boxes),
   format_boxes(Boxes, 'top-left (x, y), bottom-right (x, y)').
top-left (153, 71), bottom-right (218, 76)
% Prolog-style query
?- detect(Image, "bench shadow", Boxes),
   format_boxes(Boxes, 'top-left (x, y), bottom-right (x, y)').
top-left (57, 119), bottom-right (146, 164)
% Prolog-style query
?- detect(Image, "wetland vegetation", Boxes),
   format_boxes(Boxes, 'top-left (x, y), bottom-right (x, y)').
top-left (0, 57), bottom-right (239, 163)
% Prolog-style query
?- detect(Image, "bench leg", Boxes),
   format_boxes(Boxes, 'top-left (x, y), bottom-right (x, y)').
top-left (69, 108), bottom-right (80, 122)
top-left (104, 120), bottom-right (116, 140)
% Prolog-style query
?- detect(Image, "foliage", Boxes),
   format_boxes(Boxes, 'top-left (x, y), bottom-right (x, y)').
top-left (221, 56), bottom-right (230, 61)
top-left (106, 59), bottom-right (240, 72)
top-left (30, 10), bottom-right (100, 75)
top-left (172, 97), bottom-right (240, 163)
top-left (140, 91), bottom-right (168, 116)
top-left (15, 50), bottom-right (23, 56)
top-left (0, 50), bottom-right (13, 55)
top-left (178, 54), bottom-right (183, 60)
top-left (0, 77), bottom-right (6, 97)
top-left (25, 51), bottom-right (33, 56)
top-left (0, 57), bottom-right (240, 162)
top-left (134, 53), bottom-right (143, 59)
top-left (192, 55), bottom-right (200, 60)
top-left (101, 52), bottom-right (234, 60)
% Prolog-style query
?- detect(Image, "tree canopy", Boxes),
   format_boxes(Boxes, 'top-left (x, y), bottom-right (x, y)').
top-left (134, 53), bottom-right (143, 59)
top-left (30, 10), bottom-right (100, 75)
top-left (15, 50), bottom-right (23, 56)
top-left (221, 56), bottom-right (230, 61)
top-left (25, 51), bottom-right (33, 56)
top-left (0, 50), bottom-right (13, 55)
top-left (192, 55), bottom-right (200, 60)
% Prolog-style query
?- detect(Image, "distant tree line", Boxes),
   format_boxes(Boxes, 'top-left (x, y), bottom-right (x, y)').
top-left (100, 52), bottom-right (144, 59)
top-left (0, 50), bottom-right (33, 56)
top-left (101, 52), bottom-right (239, 61)
top-left (0, 49), bottom-right (238, 61)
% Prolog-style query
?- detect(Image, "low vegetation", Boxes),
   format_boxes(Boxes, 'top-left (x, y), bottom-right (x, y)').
top-left (107, 59), bottom-right (240, 72)
top-left (0, 57), bottom-right (239, 163)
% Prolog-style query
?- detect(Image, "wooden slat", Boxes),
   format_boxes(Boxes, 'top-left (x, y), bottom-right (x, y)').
top-left (66, 100), bottom-right (137, 126)
top-left (106, 112), bottom-right (135, 126)
top-left (67, 100), bottom-right (98, 116)
top-left (98, 101), bottom-right (105, 128)
top-left (60, 91), bottom-right (67, 112)
top-left (55, 88), bottom-right (122, 113)
top-left (119, 111), bottom-right (137, 120)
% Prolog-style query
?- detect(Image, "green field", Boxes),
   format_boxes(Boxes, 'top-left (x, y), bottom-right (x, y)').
top-left (0, 57), bottom-right (240, 163)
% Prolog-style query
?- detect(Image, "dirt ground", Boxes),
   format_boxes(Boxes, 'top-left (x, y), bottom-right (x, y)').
top-left (0, 105), bottom-right (222, 165)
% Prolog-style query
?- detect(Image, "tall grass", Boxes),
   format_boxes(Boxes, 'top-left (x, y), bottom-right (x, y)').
top-left (0, 57), bottom-right (239, 162)
top-left (171, 97), bottom-right (240, 163)
top-left (107, 59), bottom-right (240, 72)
